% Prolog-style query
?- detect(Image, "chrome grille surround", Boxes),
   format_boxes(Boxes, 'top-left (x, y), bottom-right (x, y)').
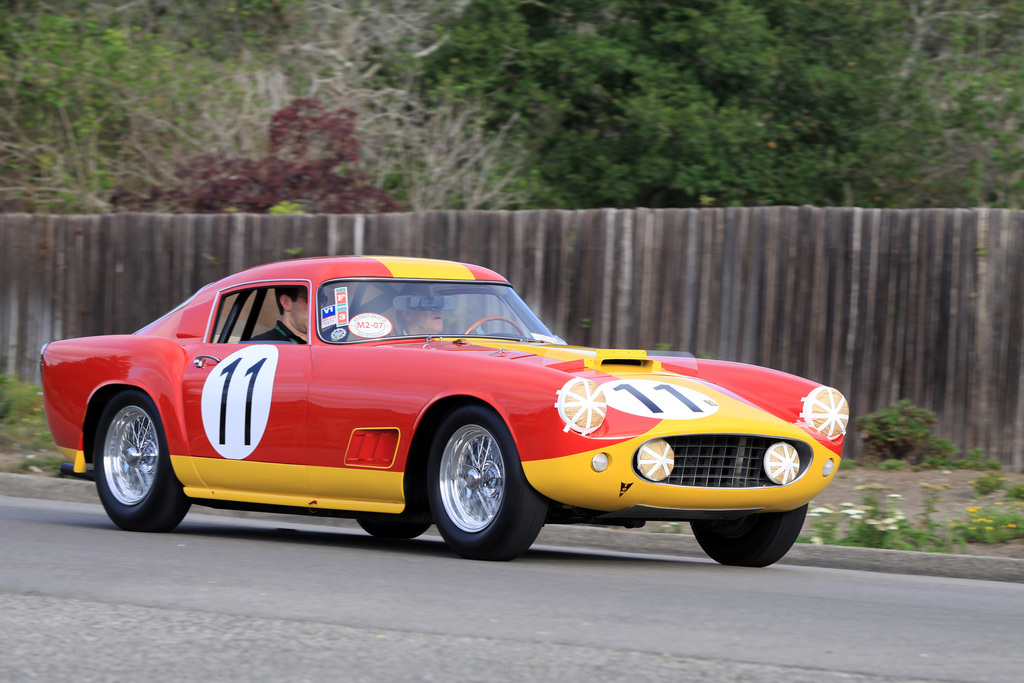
top-left (633, 435), bottom-right (812, 488)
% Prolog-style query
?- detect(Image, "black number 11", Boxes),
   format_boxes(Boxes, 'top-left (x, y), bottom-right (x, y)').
top-left (611, 383), bottom-right (703, 414)
top-left (218, 357), bottom-right (267, 445)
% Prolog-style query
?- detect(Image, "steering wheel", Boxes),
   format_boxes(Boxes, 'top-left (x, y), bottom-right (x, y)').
top-left (463, 315), bottom-right (527, 336)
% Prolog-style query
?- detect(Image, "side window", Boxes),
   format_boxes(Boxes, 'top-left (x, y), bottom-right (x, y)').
top-left (210, 285), bottom-right (307, 343)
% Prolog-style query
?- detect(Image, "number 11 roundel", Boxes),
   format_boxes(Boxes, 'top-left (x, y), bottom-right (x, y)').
top-left (200, 345), bottom-right (279, 460)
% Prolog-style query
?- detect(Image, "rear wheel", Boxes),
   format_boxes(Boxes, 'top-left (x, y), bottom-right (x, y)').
top-left (690, 505), bottom-right (807, 567)
top-left (93, 390), bottom-right (190, 532)
top-left (427, 405), bottom-right (547, 561)
top-left (357, 518), bottom-right (431, 540)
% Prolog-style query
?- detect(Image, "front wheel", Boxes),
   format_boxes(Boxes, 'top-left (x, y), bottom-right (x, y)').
top-left (690, 505), bottom-right (807, 567)
top-left (93, 389), bottom-right (191, 532)
top-left (427, 405), bottom-right (547, 561)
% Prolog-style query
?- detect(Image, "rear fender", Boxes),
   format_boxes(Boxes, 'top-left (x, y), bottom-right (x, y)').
top-left (42, 336), bottom-right (192, 463)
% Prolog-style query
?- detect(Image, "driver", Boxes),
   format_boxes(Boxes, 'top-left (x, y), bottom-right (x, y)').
top-left (250, 286), bottom-right (308, 343)
top-left (397, 284), bottom-right (446, 336)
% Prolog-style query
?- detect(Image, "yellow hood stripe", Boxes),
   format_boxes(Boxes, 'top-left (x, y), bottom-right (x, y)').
top-left (372, 257), bottom-right (475, 280)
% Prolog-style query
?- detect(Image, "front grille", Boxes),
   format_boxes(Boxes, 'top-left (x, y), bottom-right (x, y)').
top-left (635, 435), bottom-right (809, 488)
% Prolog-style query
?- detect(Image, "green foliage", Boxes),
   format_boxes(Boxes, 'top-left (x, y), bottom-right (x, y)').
top-left (420, 0), bottom-right (979, 209)
top-left (952, 503), bottom-right (1024, 544)
top-left (5, 1), bottom-right (1024, 212)
top-left (802, 487), bottom-right (962, 553)
top-left (5, 453), bottom-right (66, 475)
top-left (855, 400), bottom-right (935, 463)
top-left (269, 201), bottom-right (306, 215)
top-left (0, 376), bottom-right (56, 454)
top-left (920, 437), bottom-right (958, 469)
top-left (1005, 484), bottom-right (1024, 502)
top-left (0, 10), bottom-right (258, 211)
top-left (804, 485), bottom-right (1024, 551)
top-left (879, 459), bottom-right (906, 471)
top-left (971, 472), bottom-right (1007, 498)
top-left (957, 447), bottom-right (1001, 471)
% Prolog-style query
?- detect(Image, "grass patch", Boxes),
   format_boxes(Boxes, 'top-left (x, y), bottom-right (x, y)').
top-left (1, 376), bottom-right (60, 470)
top-left (5, 453), bottom-right (66, 475)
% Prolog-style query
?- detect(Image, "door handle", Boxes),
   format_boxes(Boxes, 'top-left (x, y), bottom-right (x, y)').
top-left (193, 354), bottom-right (221, 368)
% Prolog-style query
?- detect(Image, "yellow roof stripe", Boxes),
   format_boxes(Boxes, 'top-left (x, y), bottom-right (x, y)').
top-left (372, 257), bottom-right (476, 280)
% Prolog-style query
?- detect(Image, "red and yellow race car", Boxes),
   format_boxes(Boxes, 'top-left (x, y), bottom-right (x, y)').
top-left (41, 256), bottom-right (848, 566)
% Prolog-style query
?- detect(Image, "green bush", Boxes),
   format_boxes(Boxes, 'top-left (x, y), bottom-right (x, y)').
top-left (855, 400), bottom-right (935, 463)
top-left (920, 437), bottom-right (958, 469)
top-left (971, 472), bottom-right (1007, 498)
top-left (1006, 484), bottom-right (1024, 502)
top-left (957, 447), bottom-right (1002, 471)
top-left (879, 459), bottom-right (907, 471)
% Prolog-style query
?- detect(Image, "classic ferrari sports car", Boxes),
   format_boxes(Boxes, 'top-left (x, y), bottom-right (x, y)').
top-left (41, 256), bottom-right (848, 566)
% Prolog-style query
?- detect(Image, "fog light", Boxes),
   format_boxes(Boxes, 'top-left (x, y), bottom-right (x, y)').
top-left (636, 439), bottom-right (674, 481)
top-left (822, 458), bottom-right (835, 477)
top-left (591, 453), bottom-right (609, 472)
top-left (764, 442), bottom-right (800, 485)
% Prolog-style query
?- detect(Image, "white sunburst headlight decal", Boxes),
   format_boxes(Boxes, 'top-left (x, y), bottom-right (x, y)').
top-left (555, 378), bottom-right (607, 435)
top-left (636, 439), bottom-right (675, 481)
top-left (801, 386), bottom-right (849, 440)
top-left (763, 442), bottom-right (801, 485)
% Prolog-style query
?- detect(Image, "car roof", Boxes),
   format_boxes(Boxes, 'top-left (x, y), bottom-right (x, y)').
top-left (208, 256), bottom-right (509, 291)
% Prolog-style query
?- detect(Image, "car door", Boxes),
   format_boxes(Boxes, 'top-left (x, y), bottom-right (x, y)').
top-left (180, 283), bottom-right (312, 499)
top-left (302, 279), bottom-right (411, 511)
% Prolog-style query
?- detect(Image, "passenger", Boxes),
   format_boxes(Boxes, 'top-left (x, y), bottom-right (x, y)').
top-left (396, 284), bottom-right (446, 336)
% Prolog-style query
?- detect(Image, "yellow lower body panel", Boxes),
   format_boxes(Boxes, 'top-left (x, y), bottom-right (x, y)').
top-left (174, 456), bottom-right (406, 514)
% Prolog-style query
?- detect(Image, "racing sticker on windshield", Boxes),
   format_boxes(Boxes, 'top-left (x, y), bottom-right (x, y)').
top-left (350, 312), bottom-right (393, 338)
top-left (602, 379), bottom-right (719, 420)
top-left (321, 304), bottom-right (338, 328)
top-left (335, 287), bottom-right (349, 325)
top-left (200, 345), bottom-right (278, 460)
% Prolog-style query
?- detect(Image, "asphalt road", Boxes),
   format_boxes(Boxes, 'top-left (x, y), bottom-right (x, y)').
top-left (3, 484), bottom-right (1024, 682)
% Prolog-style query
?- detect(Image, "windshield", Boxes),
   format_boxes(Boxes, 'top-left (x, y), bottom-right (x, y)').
top-left (315, 279), bottom-right (562, 344)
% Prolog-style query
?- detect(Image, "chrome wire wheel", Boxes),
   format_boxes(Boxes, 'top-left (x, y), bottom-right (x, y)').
top-left (439, 424), bottom-right (505, 533)
top-left (101, 405), bottom-right (159, 506)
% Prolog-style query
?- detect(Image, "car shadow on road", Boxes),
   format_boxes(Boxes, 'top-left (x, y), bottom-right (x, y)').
top-left (168, 516), bottom-right (723, 569)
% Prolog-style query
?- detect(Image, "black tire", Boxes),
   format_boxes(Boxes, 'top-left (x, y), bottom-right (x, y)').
top-left (357, 517), bottom-right (431, 540)
top-left (93, 389), bottom-right (191, 532)
top-left (690, 505), bottom-right (808, 567)
top-left (427, 405), bottom-right (547, 561)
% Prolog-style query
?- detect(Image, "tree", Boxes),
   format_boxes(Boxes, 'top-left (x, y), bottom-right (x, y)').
top-left (111, 99), bottom-right (399, 213)
top-left (422, 0), bottom-right (918, 209)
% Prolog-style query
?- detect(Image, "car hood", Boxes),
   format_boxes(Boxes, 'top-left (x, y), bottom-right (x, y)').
top-left (407, 339), bottom-right (837, 450)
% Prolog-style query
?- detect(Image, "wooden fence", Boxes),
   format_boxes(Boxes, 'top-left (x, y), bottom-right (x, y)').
top-left (3, 207), bottom-right (1024, 469)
